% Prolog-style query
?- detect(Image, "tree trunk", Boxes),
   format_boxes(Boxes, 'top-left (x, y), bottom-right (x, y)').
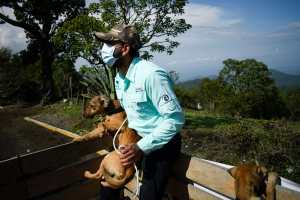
top-left (40, 40), bottom-right (55, 104)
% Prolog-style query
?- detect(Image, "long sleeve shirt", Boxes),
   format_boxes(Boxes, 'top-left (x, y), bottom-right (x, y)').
top-left (115, 57), bottom-right (185, 154)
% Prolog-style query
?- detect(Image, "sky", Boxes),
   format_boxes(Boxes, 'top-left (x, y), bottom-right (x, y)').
top-left (1, 0), bottom-right (300, 81)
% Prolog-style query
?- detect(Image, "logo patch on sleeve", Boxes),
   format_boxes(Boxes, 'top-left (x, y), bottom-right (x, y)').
top-left (162, 94), bottom-right (170, 102)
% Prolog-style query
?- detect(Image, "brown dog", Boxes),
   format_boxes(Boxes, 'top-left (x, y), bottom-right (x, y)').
top-left (74, 95), bottom-right (126, 142)
top-left (83, 95), bottom-right (122, 118)
top-left (84, 126), bottom-right (140, 189)
top-left (75, 95), bottom-right (140, 188)
top-left (228, 163), bottom-right (279, 200)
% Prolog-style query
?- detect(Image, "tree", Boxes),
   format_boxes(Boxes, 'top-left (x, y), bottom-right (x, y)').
top-left (218, 59), bottom-right (287, 118)
top-left (285, 88), bottom-right (300, 120)
top-left (174, 86), bottom-right (199, 109)
top-left (198, 78), bottom-right (227, 112)
top-left (53, 0), bottom-right (191, 98)
top-left (0, 47), bottom-right (41, 104)
top-left (0, 0), bottom-right (85, 103)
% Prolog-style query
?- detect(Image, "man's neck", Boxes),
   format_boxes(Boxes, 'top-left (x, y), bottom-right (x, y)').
top-left (118, 56), bottom-right (133, 76)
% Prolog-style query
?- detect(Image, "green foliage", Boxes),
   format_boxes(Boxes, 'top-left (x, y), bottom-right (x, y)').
top-left (285, 88), bottom-right (300, 120)
top-left (174, 86), bottom-right (199, 109)
top-left (53, 14), bottom-right (106, 65)
top-left (183, 110), bottom-right (300, 182)
top-left (89, 0), bottom-right (192, 59)
top-left (54, 0), bottom-right (191, 99)
top-left (52, 58), bottom-right (83, 99)
top-left (0, 48), bottom-right (21, 103)
top-left (0, 0), bottom-right (86, 101)
top-left (197, 78), bottom-right (229, 112)
top-left (79, 65), bottom-right (116, 99)
top-left (0, 47), bottom-right (82, 104)
top-left (0, 47), bottom-right (42, 104)
top-left (218, 58), bottom-right (288, 118)
top-left (184, 109), bottom-right (237, 129)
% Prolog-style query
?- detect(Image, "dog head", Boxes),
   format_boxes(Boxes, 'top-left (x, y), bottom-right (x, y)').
top-left (83, 95), bottom-right (110, 118)
top-left (102, 112), bottom-right (127, 133)
top-left (228, 164), bottom-right (268, 200)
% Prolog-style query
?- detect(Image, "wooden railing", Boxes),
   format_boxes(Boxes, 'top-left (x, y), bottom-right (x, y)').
top-left (1, 118), bottom-right (300, 200)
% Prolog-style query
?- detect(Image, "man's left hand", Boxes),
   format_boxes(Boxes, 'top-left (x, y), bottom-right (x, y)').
top-left (119, 143), bottom-right (142, 167)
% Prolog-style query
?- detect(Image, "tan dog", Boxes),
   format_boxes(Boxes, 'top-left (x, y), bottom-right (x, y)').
top-left (228, 163), bottom-right (279, 200)
top-left (74, 95), bottom-right (126, 142)
top-left (84, 126), bottom-right (140, 189)
top-left (83, 95), bottom-right (122, 118)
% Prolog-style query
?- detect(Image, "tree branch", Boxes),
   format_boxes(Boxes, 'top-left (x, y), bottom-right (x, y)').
top-left (0, 12), bottom-right (41, 38)
top-left (142, 40), bottom-right (169, 48)
top-left (118, 0), bottom-right (129, 24)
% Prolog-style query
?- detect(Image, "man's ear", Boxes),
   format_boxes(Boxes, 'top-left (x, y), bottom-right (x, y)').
top-left (122, 43), bottom-right (130, 56)
top-left (228, 166), bottom-right (238, 178)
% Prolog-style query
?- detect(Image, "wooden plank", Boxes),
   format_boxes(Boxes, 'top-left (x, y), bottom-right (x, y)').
top-left (0, 156), bottom-right (23, 186)
top-left (40, 180), bottom-right (100, 200)
top-left (172, 154), bottom-right (300, 200)
top-left (167, 177), bottom-right (222, 200)
top-left (173, 154), bottom-right (235, 198)
top-left (24, 117), bottom-right (80, 139)
top-left (26, 153), bottom-right (104, 199)
top-left (19, 136), bottom-right (112, 176)
top-left (277, 185), bottom-right (300, 200)
top-left (125, 176), bottom-right (221, 200)
top-left (0, 181), bottom-right (28, 200)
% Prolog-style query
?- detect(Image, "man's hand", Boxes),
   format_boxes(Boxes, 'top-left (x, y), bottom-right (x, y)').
top-left (119, 143), bottom-right (142, 167)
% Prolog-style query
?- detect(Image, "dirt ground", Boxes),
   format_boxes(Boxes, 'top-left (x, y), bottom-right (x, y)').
top-left (0, 105), bottom-right (70, 161)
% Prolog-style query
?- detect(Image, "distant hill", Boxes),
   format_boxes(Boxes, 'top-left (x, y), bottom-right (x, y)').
top-left (178, 75), bottom-right (217, 88)
top-left (269, 69), bottom-right (300, 88)
top-left (178, 69), bottom-right (300, 89)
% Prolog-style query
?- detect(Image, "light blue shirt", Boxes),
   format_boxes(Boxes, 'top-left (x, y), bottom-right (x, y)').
top-left (115, 57), bottom-right (185, 154)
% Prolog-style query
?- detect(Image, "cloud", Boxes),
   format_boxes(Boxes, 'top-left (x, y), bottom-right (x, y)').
top-left (288, 21), bottom-right (300, 29)
top-left (183, 4), bottom-right (242, 28)
top-left (267, 21), bottom-right (300, 40)
top-left (0, 7), bottom-right (27, 52)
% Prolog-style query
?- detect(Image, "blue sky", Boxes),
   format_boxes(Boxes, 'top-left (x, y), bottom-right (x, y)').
top-left (1, 0), bottom-right (300, 81)
top-left (152, 0), bottom-right (300, 80)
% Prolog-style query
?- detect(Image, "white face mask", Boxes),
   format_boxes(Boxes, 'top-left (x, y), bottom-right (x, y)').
top-left (101, 43), bottom-right (118, 67)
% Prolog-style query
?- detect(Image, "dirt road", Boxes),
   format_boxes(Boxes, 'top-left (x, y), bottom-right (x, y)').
top-left (0, 105), bottom-right (70, 160)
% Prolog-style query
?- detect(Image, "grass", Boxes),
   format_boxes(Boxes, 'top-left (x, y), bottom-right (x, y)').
top-left (36, 100), bottom-right (98, 135)
top-left (183, 109), bottom-right (300, 183)
top-left (184, 109), bottom-right (237, 129)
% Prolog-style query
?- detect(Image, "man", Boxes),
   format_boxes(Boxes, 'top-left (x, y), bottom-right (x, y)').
top-left (95, 24), bottom-right (184, 200)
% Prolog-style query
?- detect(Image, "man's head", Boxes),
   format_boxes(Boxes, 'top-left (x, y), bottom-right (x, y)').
top-left (95, 24), bottom-right (141, 67)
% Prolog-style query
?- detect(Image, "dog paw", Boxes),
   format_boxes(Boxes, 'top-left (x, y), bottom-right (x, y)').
top-left (72, 137), bottom-right (84, 142)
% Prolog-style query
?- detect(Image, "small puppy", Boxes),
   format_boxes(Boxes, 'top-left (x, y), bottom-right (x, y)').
top-left (83, 95), bottom-right (122, 118)
top-left (228, 163), bottom-right (279, 200)
top-left (84, 126), bottom-right (140, 189)
top-left (74, 95), bottom-right (126, 142)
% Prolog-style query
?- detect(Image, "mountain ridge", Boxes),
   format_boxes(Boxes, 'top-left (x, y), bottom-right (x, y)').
top-left (178, 69), bottom-right (300, 89)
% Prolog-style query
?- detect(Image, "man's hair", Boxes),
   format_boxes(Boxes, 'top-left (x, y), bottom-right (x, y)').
top-left (129, 48), bottom-right (140, 58)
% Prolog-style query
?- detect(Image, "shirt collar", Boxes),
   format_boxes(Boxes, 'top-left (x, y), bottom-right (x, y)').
top-left (125, 57), bottom-right (140, 83)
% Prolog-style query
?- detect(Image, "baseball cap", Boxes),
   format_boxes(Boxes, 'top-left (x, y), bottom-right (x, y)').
top-left (94, 24), bottom-right (142, 50)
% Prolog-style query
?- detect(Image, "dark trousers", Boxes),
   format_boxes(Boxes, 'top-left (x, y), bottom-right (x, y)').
top-left (99, 134), bottom-right (181, 200)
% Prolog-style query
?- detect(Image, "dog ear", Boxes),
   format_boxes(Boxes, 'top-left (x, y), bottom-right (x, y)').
top-left (228, 166), bottom-right (238, 178)
top-left (256, 166), bottom-right (268, 178)
top-left (267, 172), bottom-right (279, 185)
top-left (100, 95), bottom-right (110, 108)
